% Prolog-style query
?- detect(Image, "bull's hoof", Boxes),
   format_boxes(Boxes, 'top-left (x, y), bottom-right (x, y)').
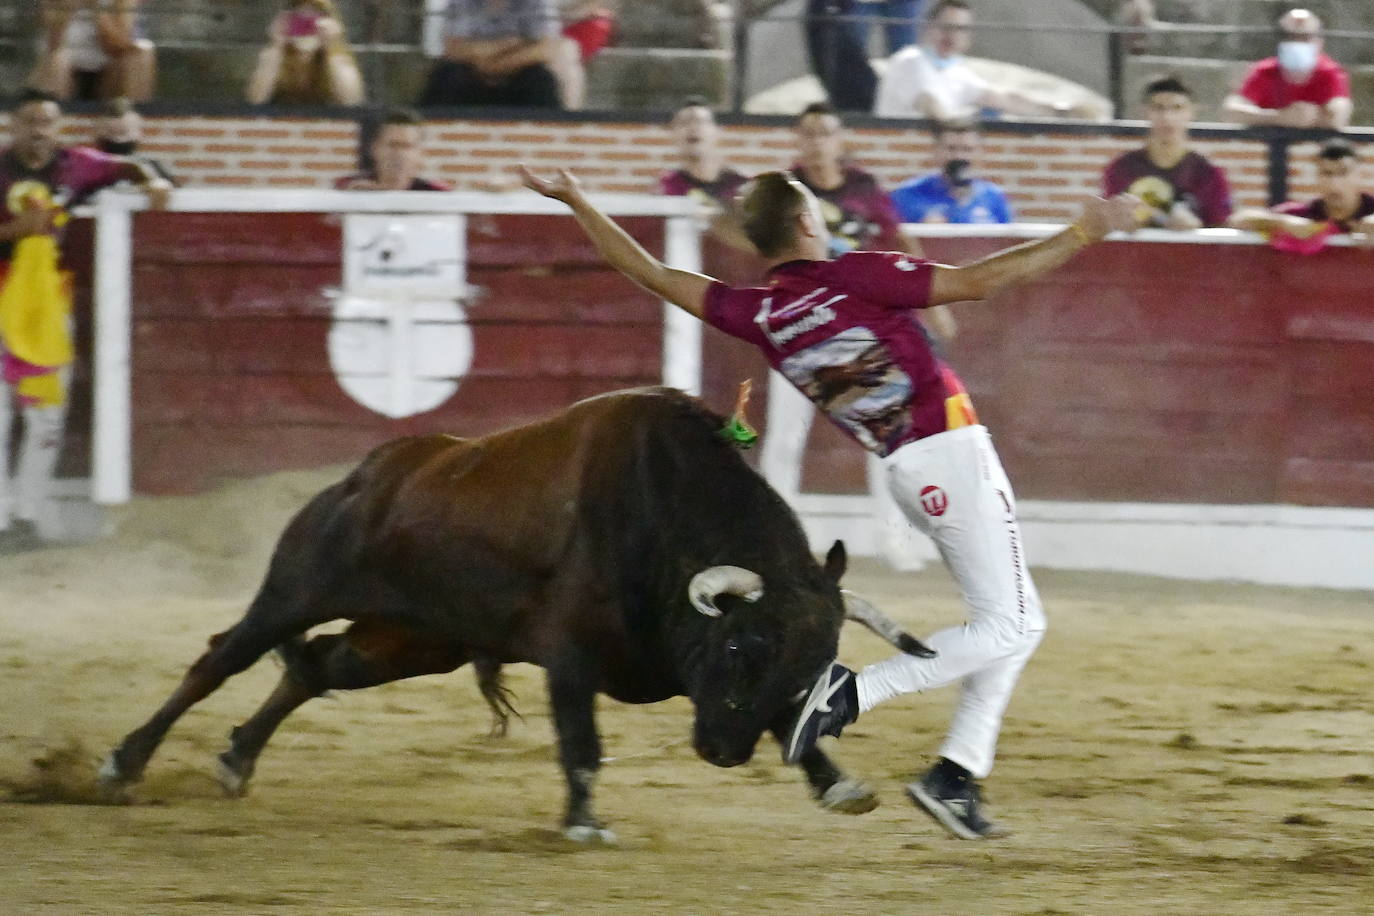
top-left (96, 751), bottom-right (138, 803)
top-left (215, 752), bottom-right (253, 798)
top-left (562, 824), bottom-right (618, 844)
top-left (819, 778), bottom-right (880, 815)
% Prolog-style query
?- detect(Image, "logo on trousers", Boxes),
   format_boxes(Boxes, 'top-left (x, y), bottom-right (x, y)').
top-left (919, 485), bottom-right (949, 517)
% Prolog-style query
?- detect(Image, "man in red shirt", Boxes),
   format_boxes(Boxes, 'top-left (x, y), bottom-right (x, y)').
top-left (520, 161), bottom-right (1138, 839)
top-left (1223, 8), bottom-right (1351, 129)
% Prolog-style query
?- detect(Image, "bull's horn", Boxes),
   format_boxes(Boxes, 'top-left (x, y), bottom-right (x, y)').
top-left (688, 566), bottom-right (764, 618)
top-left (842, 589), bottom-right (937, 658)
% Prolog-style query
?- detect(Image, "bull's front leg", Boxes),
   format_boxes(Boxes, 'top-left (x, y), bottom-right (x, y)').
top-left (769, 720), bottom-right (879, 815)
top-left (545, 652), bottom-right (615, 843)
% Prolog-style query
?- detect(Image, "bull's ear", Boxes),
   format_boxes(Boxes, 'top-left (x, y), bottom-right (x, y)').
top-left (823, 540), bottom-right (847, 582)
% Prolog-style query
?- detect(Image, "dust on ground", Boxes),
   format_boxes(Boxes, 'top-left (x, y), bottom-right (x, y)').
top-left (2, 469), bottom-right (1372, 914)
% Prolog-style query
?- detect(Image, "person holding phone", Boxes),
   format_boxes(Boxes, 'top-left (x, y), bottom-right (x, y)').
top-left (246, 0), bottom-right (365, 106)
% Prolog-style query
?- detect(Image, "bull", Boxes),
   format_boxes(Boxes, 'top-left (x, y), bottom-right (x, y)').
top-left (98, 387), bottom-right (927, 840)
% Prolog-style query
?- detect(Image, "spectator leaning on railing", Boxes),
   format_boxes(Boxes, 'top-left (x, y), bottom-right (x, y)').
top-left (1103, 76), bottom-right (1231, 230)
top-left (419, 0), bottom-right (563, 109)
top-left (245, 0), bottom-right (365, 107)
top-left (30, 0), bottom-right (156, 103)
top-left (1229, 140), bottom-right (1374, 245)
top-left (336, 108), bottom-right (453, 191)
top-left (890, 119), bottom-right (1012, 225)
top-left (91, 96), bottom-right (175, 184)
top-left (873, 0), bottom-right (1080, 122)
top-left (1222, 8), bottom-right (1351, 130)
top-left (0, 89), bottom-right (171, 545)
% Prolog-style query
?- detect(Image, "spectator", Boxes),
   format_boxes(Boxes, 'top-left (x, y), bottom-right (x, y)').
top-left (658, 98), bottom-right (749, 207)
top-left (0, 89), bottom-right (170, 544)
top-left (551, 1), bottom-right (617, 110)
top-left (245, 0), bottom-right (365, 106)
top-left (1230, 140), bottom-right (1374, 240)
top-left (792, 102), bottom-right (907, 255)
top-left (891, 119), bottom-right (1013, 224)
top-left (1103, 76), bottom-right (1231, 229)
top-left (1223, 8), bottom-right (1351, 130)
top-left (29, 0), bottom-right (156, 103)
top-left (805, 0), bottom-right (879, 112)
top-left (92, 96), bottom-right (174, 184)
top-left (874, 0), bottom-right (1079, 121)
top-left (419, 0), bottom-right (562, 109)
top-left (855, 1), bottom-right (927, 58)
top-left (336, 108), bottom-right (453, 191)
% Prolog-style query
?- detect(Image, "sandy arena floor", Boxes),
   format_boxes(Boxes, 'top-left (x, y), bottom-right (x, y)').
top-left (2, 469), bottom-right (1372, 914)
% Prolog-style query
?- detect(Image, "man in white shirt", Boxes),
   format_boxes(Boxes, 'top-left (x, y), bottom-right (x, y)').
top-left (874, 0), bottom-right (1072, 121)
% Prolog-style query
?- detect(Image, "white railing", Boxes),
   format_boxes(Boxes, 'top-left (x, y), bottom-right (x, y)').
top-left (91, 188), bottom-right (707, 505)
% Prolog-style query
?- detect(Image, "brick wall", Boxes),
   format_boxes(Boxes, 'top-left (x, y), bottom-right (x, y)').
top-left (43, 114), bottom-right (1331, 220)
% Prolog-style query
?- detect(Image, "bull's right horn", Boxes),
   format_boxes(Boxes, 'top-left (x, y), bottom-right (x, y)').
top-left (688, 566), bottom-right (764, 618)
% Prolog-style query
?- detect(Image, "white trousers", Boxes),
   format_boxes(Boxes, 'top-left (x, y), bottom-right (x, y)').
top-left (856, 425), bottom-right (1046, 779)
top-left (0, 375), bottom-right (69, 532)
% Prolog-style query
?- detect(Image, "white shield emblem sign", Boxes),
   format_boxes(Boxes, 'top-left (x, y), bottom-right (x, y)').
top-left (333, 214), bottom-right (473, 418)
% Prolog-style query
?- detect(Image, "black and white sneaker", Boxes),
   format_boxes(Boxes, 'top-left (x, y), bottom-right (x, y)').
top-left (783, 662), bottom-right (858, 764)
top-left (906, 768), bottom-right (1010, 840)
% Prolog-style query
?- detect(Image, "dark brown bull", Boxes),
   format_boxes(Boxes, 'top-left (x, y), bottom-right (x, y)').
top-left (98, 387), bottom-right (921, 840)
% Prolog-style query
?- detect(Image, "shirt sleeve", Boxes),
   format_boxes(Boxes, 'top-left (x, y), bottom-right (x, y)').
top-left (1325, 63), bottom-right (1351, 100)
top-left (866, 184), bottom-right (904, 250)
top-left (1197, 164), bottom-right (1233, 227)
top-left (68, 146), bottom-right (129, 194)
top-left (703, 282), bottom-right (769, 347)
top-left (1102, 156), bottom-right (1125, 196)
top-left (993, 187), bottom-right (1014, 223)
top-left (1239, 62), bottom-right (1271, 107)
top-left (873, 51), bottom-right (919, 117)
top-left (830, 251), bottom-right (936, 310)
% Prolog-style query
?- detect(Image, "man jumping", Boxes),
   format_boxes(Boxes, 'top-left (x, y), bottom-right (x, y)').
top-left (521, 163), bottom-right (1137, 839)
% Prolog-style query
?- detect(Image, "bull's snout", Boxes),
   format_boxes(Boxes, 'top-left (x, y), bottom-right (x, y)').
top-left (693, 739), bottom-right (753, 768)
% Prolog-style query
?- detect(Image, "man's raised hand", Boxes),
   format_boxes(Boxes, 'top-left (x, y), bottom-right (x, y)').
top-left (1077, 194), bottom-right (1140, 242)
top-left (518, 165), bottom-right (583, 205)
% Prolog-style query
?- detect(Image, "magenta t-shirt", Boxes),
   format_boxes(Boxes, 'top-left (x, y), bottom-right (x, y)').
top-left (703, 251), bottom-right (978, 457)
top-left (0, 145), bottom-right (127, 259)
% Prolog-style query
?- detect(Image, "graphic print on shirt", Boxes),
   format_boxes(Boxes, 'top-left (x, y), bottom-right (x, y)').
top-left (779, 326), bottom-right (914, 454)
top-left (818, 197), bottom-right (876, 255)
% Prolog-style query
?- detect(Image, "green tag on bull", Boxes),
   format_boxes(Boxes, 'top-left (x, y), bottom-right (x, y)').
top-left (719, 416), bottom-right (758, 449)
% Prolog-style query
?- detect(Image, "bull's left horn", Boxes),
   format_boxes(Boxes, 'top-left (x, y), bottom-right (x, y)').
top-left (688, 566), bottom-right (764, 618)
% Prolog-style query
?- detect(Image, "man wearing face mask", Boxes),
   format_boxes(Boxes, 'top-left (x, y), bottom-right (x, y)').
top-left (890, 120), bottom-right (1012, 224)
top-left (92, 97), bottom-right (174, 184)
top-left (874, 0), bottom-right (1077, 121)
top-left (1223, 8), bottom-right (1351, 130)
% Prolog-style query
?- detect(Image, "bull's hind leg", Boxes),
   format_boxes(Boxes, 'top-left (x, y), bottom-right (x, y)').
top-left (98, 603), bottom-right (316, 798)
top-left (217, 620), bottom-right (467, 796)
top-left (769, 720), bottom-right (879, 815)
top-left (546, 649), bottom-right (615, 843)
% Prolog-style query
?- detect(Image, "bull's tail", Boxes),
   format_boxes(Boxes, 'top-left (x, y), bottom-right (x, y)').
top-left (473, 657), bottom-right (522, 738)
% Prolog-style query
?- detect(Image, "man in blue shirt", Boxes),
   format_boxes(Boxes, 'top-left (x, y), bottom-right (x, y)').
top-left (891, 120), bottom-right (1013, 224)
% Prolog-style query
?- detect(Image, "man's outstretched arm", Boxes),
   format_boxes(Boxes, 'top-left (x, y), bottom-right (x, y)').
top-left (520, 165), bottom-right (717, 319)
top-left (929, 194), bottom-right (1138, 305)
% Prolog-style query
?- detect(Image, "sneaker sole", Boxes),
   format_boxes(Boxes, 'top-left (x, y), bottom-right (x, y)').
top-left (905, 782), bottom-right (992, 841)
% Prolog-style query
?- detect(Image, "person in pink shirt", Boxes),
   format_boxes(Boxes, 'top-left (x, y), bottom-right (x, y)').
top-left (1223, 8), bottom-right (1351, 129)
top-left (0, 88), bottom-right (170, 544)
top-left (520, 160), bottom-right (1138, 839)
